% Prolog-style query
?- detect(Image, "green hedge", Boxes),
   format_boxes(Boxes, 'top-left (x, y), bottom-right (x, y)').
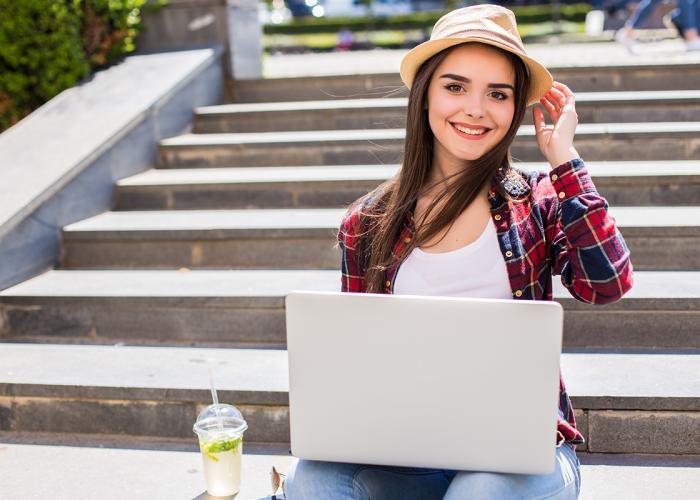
top-left (264, 4), bottom-right (591, 35)
top-left (0, 0), bottom-right (159, 132)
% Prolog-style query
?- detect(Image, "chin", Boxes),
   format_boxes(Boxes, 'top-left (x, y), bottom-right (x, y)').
top-left (453, 148), bottom-right (488, 162)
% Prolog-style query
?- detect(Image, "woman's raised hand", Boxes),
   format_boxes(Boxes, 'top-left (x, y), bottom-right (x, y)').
top-left (533, 81), bottom-right (581, 170)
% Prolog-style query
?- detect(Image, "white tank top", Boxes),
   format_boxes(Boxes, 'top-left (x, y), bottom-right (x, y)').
top-left (393, 219), bottom-right (513, 299)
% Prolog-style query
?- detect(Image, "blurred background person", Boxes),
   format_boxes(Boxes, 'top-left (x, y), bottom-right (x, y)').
top-left (614, 0), bottom-right (665, 50)
top-left (616, 0), bottom-right (700, 51)
top-left (336, 27), bottom-right (354, 51)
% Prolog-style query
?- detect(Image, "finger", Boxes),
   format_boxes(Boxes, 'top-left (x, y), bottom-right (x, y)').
top-left (540, 95), bottom-right (561, 121)
top-left (543, 89), bottom-right (562, 108)
top-left (553, 81), bottom-right (575, 98)
top-left (552, 83), bottom-right (574, 101)
top-left (551, 87), bottom-right (576, 116)
top-left (553, 82), bottom-right (576, 105)
top-left (549, 87), bottom-right (567, 106)
top-left (533, 107), bottom-right (544, 128)
top-left (540, 94), bottom-right (557, 112)
top-left (533, 108), bottom-right (549, 139)
top-left (534, 107), bottom-right (553, 133)
top-left (544, 92), bottom-right (564, 113)
top-left (533, 107), bottom-right (541, 127)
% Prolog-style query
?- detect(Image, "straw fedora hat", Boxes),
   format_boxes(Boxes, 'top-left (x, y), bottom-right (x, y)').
top-left (399, 4), bottom-right (553, 107)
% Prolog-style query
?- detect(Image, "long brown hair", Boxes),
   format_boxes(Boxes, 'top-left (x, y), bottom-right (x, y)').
top-left (347, 42), bottom-right (530, 292)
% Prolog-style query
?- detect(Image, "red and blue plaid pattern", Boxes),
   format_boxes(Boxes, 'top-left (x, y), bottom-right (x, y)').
top-left (337, 158), bottom-right (634, 446)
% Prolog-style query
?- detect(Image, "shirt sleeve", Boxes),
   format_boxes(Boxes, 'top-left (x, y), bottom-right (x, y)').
top-left (547, 158), bottom-right (634, 305)
top-left (337, 212), bottom-right (366, 293)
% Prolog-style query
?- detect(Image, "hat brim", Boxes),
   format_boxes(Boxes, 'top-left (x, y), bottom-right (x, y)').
top-left (399, 38), bottom-right (553, 107)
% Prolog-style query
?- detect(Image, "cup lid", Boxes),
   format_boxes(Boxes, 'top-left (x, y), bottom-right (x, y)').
top-left (193, 403), bottom-right (248, 437)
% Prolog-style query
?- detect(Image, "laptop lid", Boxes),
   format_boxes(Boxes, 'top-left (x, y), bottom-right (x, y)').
top-left (285, 291), bottom-right (564, 474)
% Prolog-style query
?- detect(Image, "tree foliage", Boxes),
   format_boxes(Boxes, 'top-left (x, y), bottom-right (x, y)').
top-left (0, 0), bottom-right (151, 132)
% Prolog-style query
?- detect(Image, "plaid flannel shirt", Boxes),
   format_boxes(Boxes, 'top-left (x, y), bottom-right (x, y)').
top-left (337, 158), bottom-right (634, 446)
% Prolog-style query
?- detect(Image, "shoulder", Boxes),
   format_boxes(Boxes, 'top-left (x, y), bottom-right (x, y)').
top-left (518, 158), bottom-right (596, 204)
top-left (337, 184), bottom-right (386, 245)
top-left (509, 159), bottom-right (599, 228)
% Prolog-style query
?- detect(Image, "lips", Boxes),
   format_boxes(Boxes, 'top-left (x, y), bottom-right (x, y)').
top-left (451, 122), bottom-right (491, 140)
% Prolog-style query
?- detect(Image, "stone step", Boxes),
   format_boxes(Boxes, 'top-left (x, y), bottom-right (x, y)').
top-left (60, 209), bottom-right (341, 270)
top-left (116, 164), bottom-right (396, 211)
top-left (0, 270), bottom-right (698, 351)
top-left (60, 207), bottom-right (700, 271)
top-left (115, 161), bottom-right (700, 210)
top-left (0, 343), bottom-right (697, 454)
top-left (195, 91), bottom-right (700, 133)
top-left (231, 63), bottom-right (700, 102)
top-left (577, 454), bottom-right (700, 500)
top-left (158, 123), bottom-right (700, 167)
top-left (0, 443), bottom-right (697, 500)
top-left (0, 442), bottom-right (294, 500)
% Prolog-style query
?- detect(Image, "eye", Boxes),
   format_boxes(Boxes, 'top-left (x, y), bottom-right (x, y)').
top-left (489, 91), bottom-right (509, 101)
top-left (445, 83), bottom-right (463, 93)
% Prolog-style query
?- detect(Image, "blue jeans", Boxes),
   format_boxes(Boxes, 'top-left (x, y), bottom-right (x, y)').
top-left (678, 0), bottom-right (699, 32)
top-left (626, 0), bottom-right (665, 28)
top-left (285, 443), bottom-right (581, 499)
top-left (668, 0), bottom-right (700, 34)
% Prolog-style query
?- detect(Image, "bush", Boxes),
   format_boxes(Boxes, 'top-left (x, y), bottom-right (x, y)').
top-left (82, 0), bottom-right (151, 66)
top-left (0, 1), bottom-right (87, 131)
top-left (0, 0), bottom-right (153, 132)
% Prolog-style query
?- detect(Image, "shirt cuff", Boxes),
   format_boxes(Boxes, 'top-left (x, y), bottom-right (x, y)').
top-left (549, 158), bottom-right (596, 201)
top-left (556, 430), bottom-right (566, 447)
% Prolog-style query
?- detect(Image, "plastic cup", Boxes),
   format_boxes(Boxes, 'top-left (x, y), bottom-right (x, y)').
top-left (193, 403), bottom-right (248, 497)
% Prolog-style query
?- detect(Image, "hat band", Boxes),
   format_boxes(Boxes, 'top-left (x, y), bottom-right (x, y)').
top-left (435, 28), bottom-right (525, 53)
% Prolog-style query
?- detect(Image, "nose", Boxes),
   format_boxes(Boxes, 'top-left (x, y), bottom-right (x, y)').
top-left (463, 93), bottom-right (485, 119)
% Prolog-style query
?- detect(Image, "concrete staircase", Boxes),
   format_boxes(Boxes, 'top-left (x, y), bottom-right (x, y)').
top-left (1, 57), bottom-right (699, 498)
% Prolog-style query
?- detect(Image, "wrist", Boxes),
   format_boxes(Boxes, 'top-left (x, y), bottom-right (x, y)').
top-left (548, 147), bottom-right (580, 170)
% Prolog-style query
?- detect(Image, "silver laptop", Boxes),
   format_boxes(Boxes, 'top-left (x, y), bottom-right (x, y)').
top-left (285, 291), bottom-right (564, 475)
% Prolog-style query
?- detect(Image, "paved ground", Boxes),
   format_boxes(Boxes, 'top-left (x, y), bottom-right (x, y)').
top-left (263, 40), bottom-right (700, 78)
top-left (1, 443), bottom-right (697, 499)
top-left (0, 443), bottom-right (295, 500)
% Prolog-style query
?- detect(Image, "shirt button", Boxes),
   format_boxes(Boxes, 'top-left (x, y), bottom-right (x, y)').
top-left (558, 192), bottom-right (565, 199)
top-left (515, 290), bottom-right (523, 297)
top-left (494, 214), bottom-right (502, 221)
top-left (404, 236), bottom-right (412, 244)
top-left (385, 280), bottom-right (391, 288)
top-left (505, 250), bottom-right (513, 258)
top-left (551, 174), bottom-right (558, 181)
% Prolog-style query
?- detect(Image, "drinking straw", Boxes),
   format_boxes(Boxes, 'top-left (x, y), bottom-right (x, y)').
top-left (209, 364), bottom-right (219, 406)
top-left (208, 363), bottom-right (224, 430)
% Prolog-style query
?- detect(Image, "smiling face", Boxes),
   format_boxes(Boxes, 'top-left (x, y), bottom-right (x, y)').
top-left (425, 43), bottom-right (517, 175)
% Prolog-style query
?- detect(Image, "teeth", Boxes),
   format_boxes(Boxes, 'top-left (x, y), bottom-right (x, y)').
top-left (454, 124), bottom-right (487, 135)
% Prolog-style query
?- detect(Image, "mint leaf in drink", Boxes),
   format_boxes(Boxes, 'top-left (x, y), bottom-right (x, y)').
top-left (201, 436), bottom-right (243, 461)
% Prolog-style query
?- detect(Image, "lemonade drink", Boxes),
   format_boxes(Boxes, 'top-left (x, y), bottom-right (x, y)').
top-left (194, 404), bottom-right (248, 497)
top-left (200, 435), bottom-right (244, 496)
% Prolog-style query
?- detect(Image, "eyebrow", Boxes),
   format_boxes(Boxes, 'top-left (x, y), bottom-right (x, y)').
top-left (439, 73), bottom-right (515, 91)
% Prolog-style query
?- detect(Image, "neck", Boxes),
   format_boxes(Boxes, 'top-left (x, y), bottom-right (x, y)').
top-left (428, 153), bottom-right (468, 186)
top-left (424, 155), bottom-right (490, 201)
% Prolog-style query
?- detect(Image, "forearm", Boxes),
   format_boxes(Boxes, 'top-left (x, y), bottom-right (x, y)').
top-left (549, 159), bottom-right (634, 304)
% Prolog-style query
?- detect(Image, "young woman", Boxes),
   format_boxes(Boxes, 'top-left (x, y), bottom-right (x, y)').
top-left (285, 5), bottom-right (633, 499)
